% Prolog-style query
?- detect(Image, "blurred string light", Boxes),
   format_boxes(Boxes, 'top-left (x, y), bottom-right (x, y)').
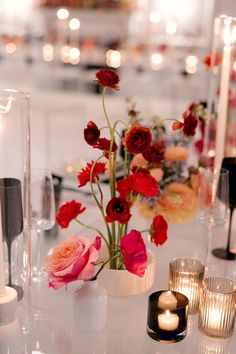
top-left (149, 11), bottom-right (161, 24)
top-left (42, 44), bottom-right (54, 62)
top-left (5, 43), bottom-right (16, 54)
top-left (233, 61), bottom-right (236, 71)
top-left (69, 47), bottom-right (80, 65)
top-left (165, 20), bottom-right (178, 35)
top-left (57, 8), bottom-right (70, 20)
top-left (185, 55), bottom-right (198, 74)
top-left (106, 50), bottom-right (121, 68)
top-left (69, 18), bottom-right (80, 31)
top-left (60, 45), bottom-right (71, 63)
top-left (150, 52), bottom-right (163, 70)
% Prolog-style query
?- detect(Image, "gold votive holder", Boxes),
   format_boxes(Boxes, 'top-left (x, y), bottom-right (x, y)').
top-left (146, 290), bottom-right (189, 343)
top-left (198, 277), bottom-right (236, 338)
top-left (169, 258), bottom-right (205, 314)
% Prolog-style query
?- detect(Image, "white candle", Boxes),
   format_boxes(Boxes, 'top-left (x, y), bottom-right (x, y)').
top-left (158, 310), bottom-right (179, 331)
top-left (214, 17), bottom-right (233, 197)
top-left (0, 200), bottom-right (6, 296)
top-left (208, 308), bottom-right (222, 330)
top-left (158, 291), bottom-right (178, 309)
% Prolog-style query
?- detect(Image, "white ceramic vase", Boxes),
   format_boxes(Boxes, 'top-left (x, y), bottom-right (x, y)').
top-left (98, 249), bottom-right (155, 296)
top-left (73, 280), bottom-right (108, 332)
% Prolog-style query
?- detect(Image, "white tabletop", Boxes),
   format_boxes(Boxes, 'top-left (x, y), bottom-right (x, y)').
top-left (2, 190), bottom-right (236, 354)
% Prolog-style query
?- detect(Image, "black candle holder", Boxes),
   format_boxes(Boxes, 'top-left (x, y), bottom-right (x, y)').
top-left (0, 178), bottom-right (24, 300)
top-left (147, 290), bottom-right (189, 343)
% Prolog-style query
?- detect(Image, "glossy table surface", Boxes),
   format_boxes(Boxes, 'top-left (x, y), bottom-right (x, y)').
top-left (2, 184), bottom-right (236, 354)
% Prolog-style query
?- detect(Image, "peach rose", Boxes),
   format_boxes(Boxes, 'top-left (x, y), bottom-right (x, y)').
top-left (165, 146), bottom-right (189, 162)
top-left (45, 235), bottom-right (101, 289)
top-left (139, 183), bottom-right (198, 223)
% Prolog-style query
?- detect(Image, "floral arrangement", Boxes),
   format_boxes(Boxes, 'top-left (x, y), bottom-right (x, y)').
top-left (45, 69), bottom-right (199, 289)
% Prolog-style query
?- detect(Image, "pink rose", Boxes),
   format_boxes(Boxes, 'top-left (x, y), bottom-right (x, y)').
top-left (45, 235), bottom-right (101, 289)
top-left (120, 230), bottom-right (147, 277)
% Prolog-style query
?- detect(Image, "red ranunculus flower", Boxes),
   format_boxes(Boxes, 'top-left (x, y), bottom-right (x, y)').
top-left (172, 111), bottom-right (198, 137)
top-left (131, 166), bottom-right (150, 175)
top-left (106, 197), bottom-right (131, 224)
top-left (182, 110), bottom-right (199, 136)
top-left (130, 172), bottom-right (158, 197)
top-left (142, 144), bottom-right (165, 164)
top-left (95, 69), bottom-right (120, 90)
top-left (120, 229), bottom-right (147, 277)
top-left (56, 200), bottom-right (86, 228)
top-left (84, 121), bottom-right (100, 146)
top-left (150, 215), bottom-right (168, 246)
top-left (116, 178), bottom-right (132, 199)
top-left (93, 138), bottom-right (117, 157)
top-left (188, 102), bottom-right (199, 112)
top-left (78, 161), bottom-right (106, 187)
top-left (124, 124), bottom-right (152, 155)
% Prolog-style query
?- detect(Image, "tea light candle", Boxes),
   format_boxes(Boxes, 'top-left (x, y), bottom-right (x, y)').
top-left (169, 258), bottom-right (205, 314)
top-left (199, 277), bottom-right (236, 338)
top-left (158, 291), bottom-right (177, 309)
top-left (147, 290), bottom-right (189, 343)
top-left (208, 308), bottom-right (222, 330)
top-left (158, 310), bottom-right (179, 331)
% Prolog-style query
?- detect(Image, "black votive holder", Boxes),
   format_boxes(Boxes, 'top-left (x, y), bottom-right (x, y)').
top-left (147, 290), bottom-right (189, 343)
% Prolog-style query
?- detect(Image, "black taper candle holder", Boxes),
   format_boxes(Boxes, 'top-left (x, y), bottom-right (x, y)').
top-left (212, 157), bottom-right (236, 261)
top-left (0, 178), bottom-right (24, 299)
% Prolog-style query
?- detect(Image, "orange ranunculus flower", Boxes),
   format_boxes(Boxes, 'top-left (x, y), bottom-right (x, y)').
top-left (139, 183), bottom-right (198, 223)
top-left (165, 146), bottom-right (189, 162)
top-left (190, 173), bottom-right (201, 195)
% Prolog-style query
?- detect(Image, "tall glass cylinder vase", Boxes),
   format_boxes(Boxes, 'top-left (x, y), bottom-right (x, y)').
top-left (0, 90), bottom-right (31, 351)
top-left (204, 16), bottom-right (236, 161)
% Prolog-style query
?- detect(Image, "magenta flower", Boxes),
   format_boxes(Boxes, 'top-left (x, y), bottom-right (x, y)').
top-left (120, 230), bottom-right (147, 277)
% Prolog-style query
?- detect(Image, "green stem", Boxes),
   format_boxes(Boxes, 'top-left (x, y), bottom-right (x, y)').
top-left (102, 88), bottom-right (112, 135)
top-left (140, 229), bottom-right (150, 233)
top-left (89, 155), bottom-right (112, 245)
top-left (151, 118), bottom-right (181, 130)
top-left (92, 253), bottom-right (121, 280)
top-left (75, 219), bottom-right (110, 249)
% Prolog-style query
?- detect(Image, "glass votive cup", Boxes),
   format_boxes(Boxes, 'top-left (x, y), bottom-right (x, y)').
top-left (146, 290), bottom-right (189, 343)
top-left (198, 277), bottom-right (236, 338)
top-left (169, 258), bottom-right (205, 314)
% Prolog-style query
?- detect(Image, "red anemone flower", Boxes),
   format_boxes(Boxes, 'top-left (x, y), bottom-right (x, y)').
top-left (106, 197), bottom-right (131, 224)
top-left (84, 121), bottom-right (100, 146)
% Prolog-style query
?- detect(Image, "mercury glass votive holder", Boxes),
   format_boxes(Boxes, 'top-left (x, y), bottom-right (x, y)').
top-left (169, 258), bottom-right (205, 314)
top-left (198, 277), bottom-right (236, 338)
top-left (147, 290), bottom-right (189, 343)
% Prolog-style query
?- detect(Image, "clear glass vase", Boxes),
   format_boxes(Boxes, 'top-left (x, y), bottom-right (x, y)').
top-left (0, 90), bottom-right (31, 350)
top-left (73, 279), bottom-right (107, 333)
